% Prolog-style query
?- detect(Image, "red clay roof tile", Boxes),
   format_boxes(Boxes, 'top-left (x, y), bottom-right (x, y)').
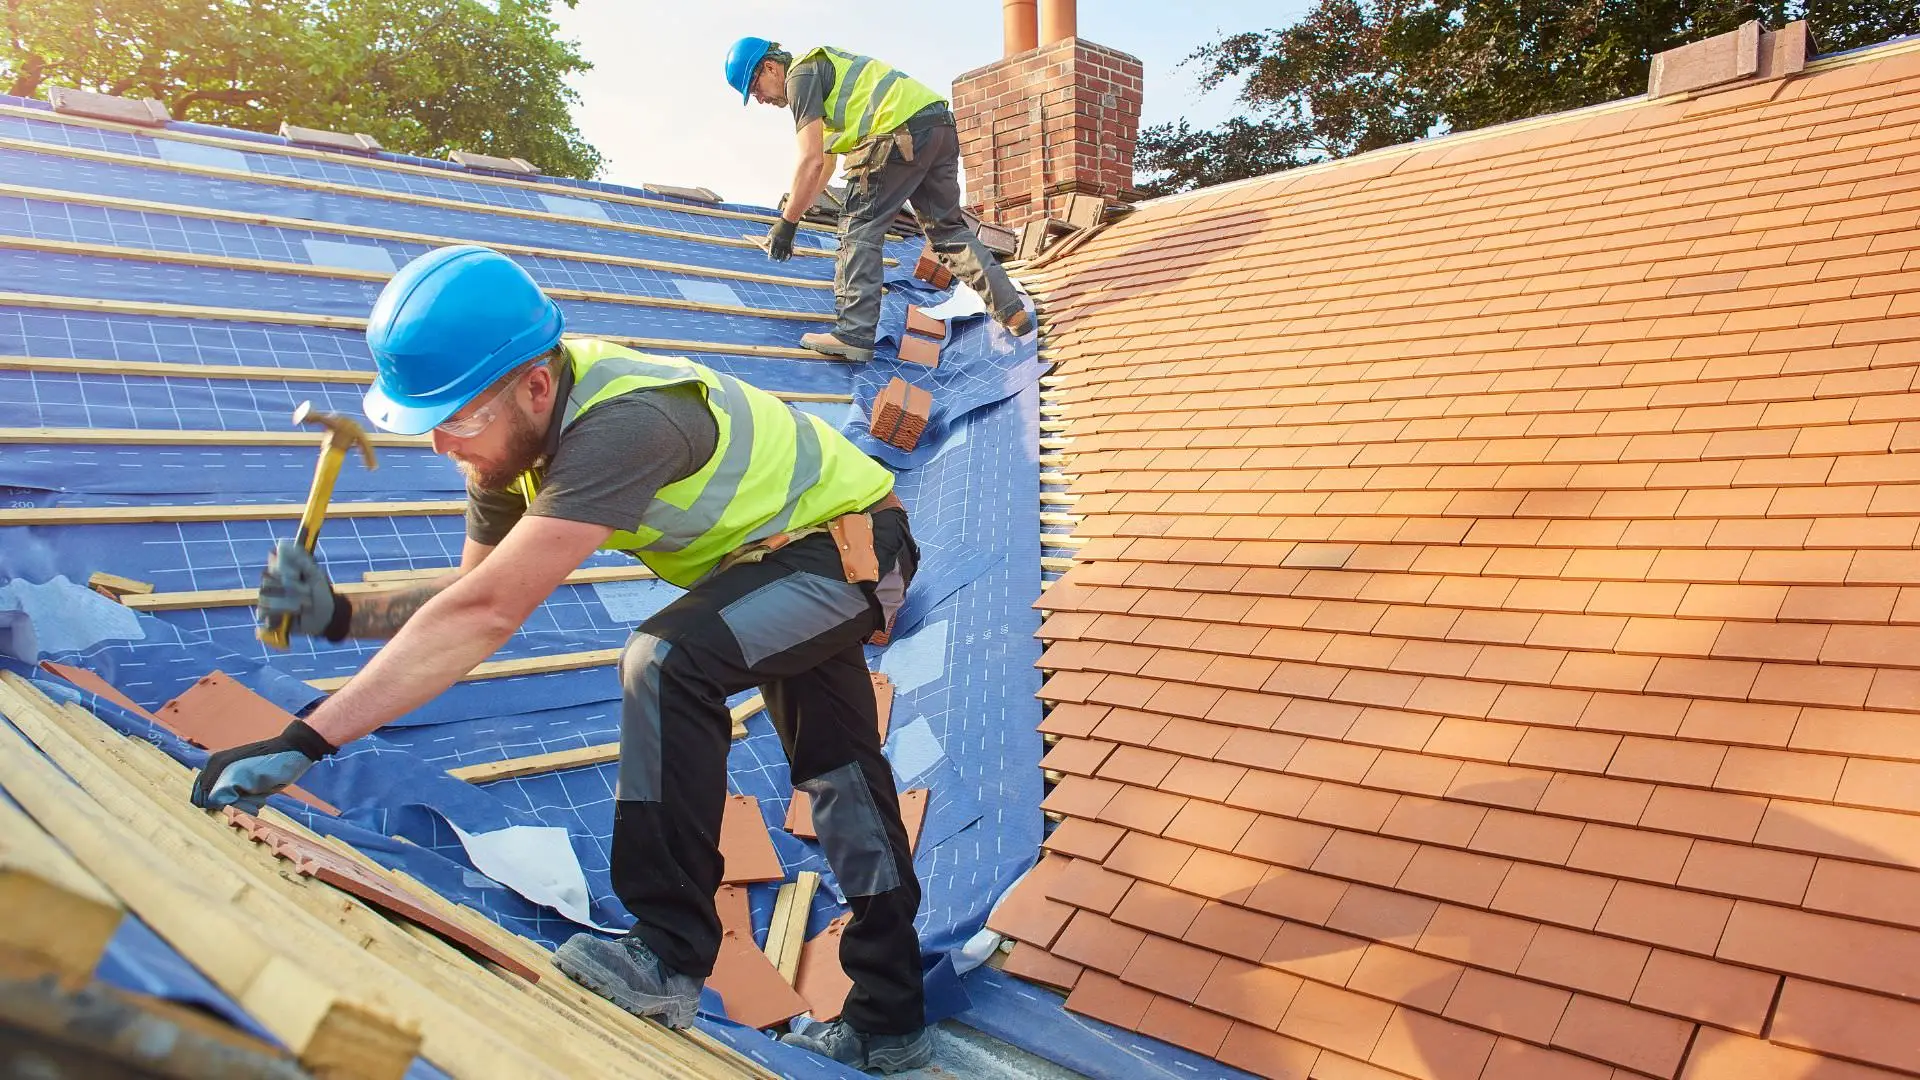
top-left (1344, 944), bottom-right (1465, 1013)
top-left (1043, 817), bottom-right (1126, 862)
top-left (1105, 831), bottom-right (1198, 886)
top-left (1630, 947), bottom-right (1778, 1034)
top-left (1279, 980), bottom-right (1395, 1061)
top-left (1552, 993), bottom-right (1695, 1076)
top-left (1218, 1022), bottom-right (1322, 1079)
top-left (1063, 968), bottom-right (1156, 1028)
top-left (1194, 955), bottom-right (1303, 1030)
top-left (1001, 942), bottom-right (1083, 991)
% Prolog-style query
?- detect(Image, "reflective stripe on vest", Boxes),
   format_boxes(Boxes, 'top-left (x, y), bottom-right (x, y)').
top-left (800, 46), bottom-right (945, 155)
top-left (514, 339), bottom-right (893, 587)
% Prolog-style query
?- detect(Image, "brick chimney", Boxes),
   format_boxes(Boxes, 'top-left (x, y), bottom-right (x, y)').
top-left (952, 0), bottom-right (1143, 230)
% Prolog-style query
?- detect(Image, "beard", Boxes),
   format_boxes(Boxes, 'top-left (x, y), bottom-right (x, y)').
top-left (453, 405), bottom-right (546, 491)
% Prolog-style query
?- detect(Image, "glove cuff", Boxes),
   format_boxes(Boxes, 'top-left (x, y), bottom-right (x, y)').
top-left (281, 718), bottom-right (339, 760)
top-left (321, 591), bottom-right (353, 643)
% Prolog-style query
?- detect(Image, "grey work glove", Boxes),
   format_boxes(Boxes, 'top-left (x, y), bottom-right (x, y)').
top-left (190, 718), bottom-right (337, 813)
top-left (257, 539), bottom-right (348, 640)
top-left (766, 217), bottom-right (797, 262)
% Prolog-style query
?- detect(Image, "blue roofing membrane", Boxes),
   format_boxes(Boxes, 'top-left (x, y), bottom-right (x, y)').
top-left (0, 95), bottom-right (1239, 1078)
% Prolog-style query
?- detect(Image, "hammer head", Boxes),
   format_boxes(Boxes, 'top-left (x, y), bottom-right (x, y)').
top-left (293, 402), bottom-right (378, 470)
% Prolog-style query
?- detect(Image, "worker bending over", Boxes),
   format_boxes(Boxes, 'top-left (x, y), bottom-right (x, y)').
top-left (726, 36), bottom-right (1031, 363)
top-left (190, 245), bottom-right (934, 1074)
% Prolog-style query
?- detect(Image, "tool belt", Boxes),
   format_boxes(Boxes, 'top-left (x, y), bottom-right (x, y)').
top-left (842, 130), bottom-right (914, 195)
top-left (712, 492), bottom-right (907, 643)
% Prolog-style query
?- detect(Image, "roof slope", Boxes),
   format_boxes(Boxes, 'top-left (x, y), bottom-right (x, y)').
top-left (1005, 38), bottom-right (1920, 1080)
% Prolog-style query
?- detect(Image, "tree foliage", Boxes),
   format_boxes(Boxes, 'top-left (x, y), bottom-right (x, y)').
top-left (2, 0), bottom-right (602, 178)
top-left (1138, 0), bottom-right (1920, 195)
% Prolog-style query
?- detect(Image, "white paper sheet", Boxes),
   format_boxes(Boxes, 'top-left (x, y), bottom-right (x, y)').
top-left (449, 822), bottom-right (623, 932)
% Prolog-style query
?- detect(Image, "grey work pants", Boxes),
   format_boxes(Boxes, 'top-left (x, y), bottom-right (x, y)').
top-left (609, 509), bottom-right (925, 1035)
top-left (832, 115), bottom-right (1022, 349)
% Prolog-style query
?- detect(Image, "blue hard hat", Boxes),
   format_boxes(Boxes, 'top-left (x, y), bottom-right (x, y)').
top-left (362, 245), bottom-right (564, 435)
top-left (725, 36), bottom-right (774, 104)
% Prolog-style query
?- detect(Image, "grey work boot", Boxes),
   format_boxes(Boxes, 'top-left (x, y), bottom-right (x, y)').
top-left (800, 331), bottom-right (875, 363)
top-left (781, 1019), bottom-right (934, 1074)
top-left (554, 932), bottom-right (703, 1028)
top-left (998, 306), bottom-right (1034, 338)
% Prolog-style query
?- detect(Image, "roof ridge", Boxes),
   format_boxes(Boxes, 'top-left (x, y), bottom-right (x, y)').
top-left (1133, 31), bottom-right (1920, 216)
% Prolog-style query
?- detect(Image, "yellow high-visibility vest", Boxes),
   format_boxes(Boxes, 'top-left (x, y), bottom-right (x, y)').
top-left (514, 338), bottom-right (894, 587)
top-left (799, 46), bottom-right (946, 155)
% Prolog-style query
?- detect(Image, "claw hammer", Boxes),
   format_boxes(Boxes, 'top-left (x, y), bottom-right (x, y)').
top-left (258, 402), bottom-right (378, 650)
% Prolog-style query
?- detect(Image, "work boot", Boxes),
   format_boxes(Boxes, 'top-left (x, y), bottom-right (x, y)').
top-left (781, 1019), bottom-right (934, 1074)
top-left (554, 932), bottom-right (703, 1028)
top-left (800, 331), bottom-right (875, 363)
top-left (997, 306), bottom-right (1035, 337)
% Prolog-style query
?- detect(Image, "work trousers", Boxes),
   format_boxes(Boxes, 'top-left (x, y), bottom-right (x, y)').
top-left (833, 110), bottom-right (1023, 349)
top-left (610, 507), bottom-right (925, 1035)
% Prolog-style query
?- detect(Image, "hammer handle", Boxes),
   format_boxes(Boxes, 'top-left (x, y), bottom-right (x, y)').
top-left (258, 444), bottom-right (350, 650)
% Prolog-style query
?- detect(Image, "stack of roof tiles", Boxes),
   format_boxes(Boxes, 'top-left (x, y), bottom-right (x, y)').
top-left (1001, 37), bottom-right (1920, 1080)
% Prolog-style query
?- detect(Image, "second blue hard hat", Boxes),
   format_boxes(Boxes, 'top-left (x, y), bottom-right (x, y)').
top-left (725, 36), bottom-right (774, 104)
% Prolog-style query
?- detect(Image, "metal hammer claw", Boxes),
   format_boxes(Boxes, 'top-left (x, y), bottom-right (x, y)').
top-left (258, 402), bottom-right (378, 650)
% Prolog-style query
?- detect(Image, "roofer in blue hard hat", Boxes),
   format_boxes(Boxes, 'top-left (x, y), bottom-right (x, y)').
top-left (725, 35), bottom-right (1032, 364)
top-left (189, 244), bottom-right (934, 1073)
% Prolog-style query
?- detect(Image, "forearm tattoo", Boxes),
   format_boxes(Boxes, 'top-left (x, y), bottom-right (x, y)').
top-left (347, 577), bottom-right (457, 639)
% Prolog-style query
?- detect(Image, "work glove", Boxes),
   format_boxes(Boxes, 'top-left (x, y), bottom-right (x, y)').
top-left (766, 217), bottom-right (798, 262)
top-left (190, 719), bottom-right (337, 813)
top-left (258, 539), bottom-right (346, 639)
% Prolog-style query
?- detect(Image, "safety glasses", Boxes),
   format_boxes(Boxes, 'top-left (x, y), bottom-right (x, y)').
top-left (435, 363), bottom-right (542, 438)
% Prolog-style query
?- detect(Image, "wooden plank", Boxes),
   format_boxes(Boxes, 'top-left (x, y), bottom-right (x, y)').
top-left (0, 678), bottom-right (422, 1079)
top-left (0, 135), bottom-right (843, 261)
top-left (86, 571), bottom-right (153, 595)
top-left (0, 355), bottom-right (855, 406)
top-left (12, 681), bottom-right (719, 1080)
top-left (309, 648), bottom-right (623, 692)
top-left (0, 103), bottom-right (824, 236)
top-left (0, 978), bottom-right (305, 1079)
top-left (764, 871), bottom-right (820, 985)
top-left (447, 742), bottom-right (619, 784)
top-left (0, 788), bottom-right (123, 988)
top-left (447, 694), bottom-right (764, 782)
top-left (0, 354), bottom-right (371, 383)
top-left (131, 563), bottom-right (659, 612)
top-left (0, 426), bottom-right (427, 448)
top-left (0, 236), bottom-right (833, 324)
top-left (0, 293), bottom-right (825, 360)
top-left (363, 564), bottom-right (654, 586)
top-left (0, 181), bottom-right (836, 290)
top-left (0, 500), bottom-right (461, 527)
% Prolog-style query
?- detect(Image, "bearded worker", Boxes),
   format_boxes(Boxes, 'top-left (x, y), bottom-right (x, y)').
top-left (190, 244), bottom-right (934, 1073)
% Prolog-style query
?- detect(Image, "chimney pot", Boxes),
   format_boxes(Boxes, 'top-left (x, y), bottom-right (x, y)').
top-left (1040, 0), bottom-right (1076, 45)
top-left (1003, 0), bottom-right (1037, 57)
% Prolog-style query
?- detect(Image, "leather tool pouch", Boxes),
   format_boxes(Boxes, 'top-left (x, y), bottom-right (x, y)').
top-left (843, 135), bottom-right (895, 194)
top-left (827, 513), bottom-right (880, 585)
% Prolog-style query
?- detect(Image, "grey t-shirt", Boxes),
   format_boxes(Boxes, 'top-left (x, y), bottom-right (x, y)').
top-left (787, 56), bottom-right (834, 131)
top-left (464, 370), bottom-right (719, 547)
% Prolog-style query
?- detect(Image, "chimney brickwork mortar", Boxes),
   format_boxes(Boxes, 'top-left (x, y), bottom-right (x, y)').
top-left (952, 38), bottom-right (1143, 230)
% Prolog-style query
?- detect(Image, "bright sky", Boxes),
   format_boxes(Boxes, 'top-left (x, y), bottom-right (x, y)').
top-left (550, 1), bottom-right (1309, 208)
